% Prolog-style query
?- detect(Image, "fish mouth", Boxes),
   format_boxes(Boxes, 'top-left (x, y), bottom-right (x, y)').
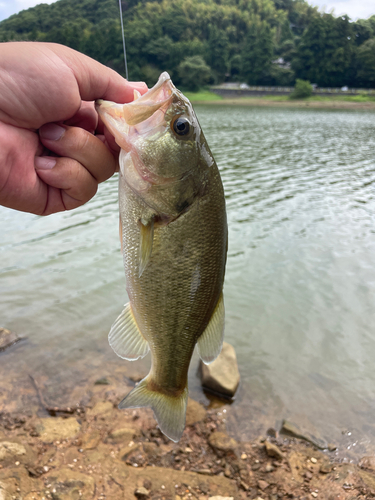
top-left (96, 72), bottom-right (176, 150)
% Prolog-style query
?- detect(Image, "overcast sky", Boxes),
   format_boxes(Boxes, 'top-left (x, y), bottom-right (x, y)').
top-left (0, 0), bottom-right (374, 23)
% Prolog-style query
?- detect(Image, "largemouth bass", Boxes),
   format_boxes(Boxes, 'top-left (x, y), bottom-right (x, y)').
top-left (96, 73), bottom-right (227, 442)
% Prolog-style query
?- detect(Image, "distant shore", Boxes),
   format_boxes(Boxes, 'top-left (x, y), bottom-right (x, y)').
top-left (196, 99), bottom-right (375, 110)
top-left (184, 91), bottom-right (375, 110)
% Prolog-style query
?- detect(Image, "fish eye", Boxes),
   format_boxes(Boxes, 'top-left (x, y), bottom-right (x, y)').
top-left (172, 116), bottom-right (191, 137)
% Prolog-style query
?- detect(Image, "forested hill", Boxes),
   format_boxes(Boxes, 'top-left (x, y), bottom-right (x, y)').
top-left (0, 0), bottom-right (374, 89)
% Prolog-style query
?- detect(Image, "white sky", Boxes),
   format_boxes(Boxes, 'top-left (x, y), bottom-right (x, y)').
top-left (0, 0), bottom-right (374, 23)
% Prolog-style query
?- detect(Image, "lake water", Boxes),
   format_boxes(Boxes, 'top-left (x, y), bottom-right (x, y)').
top-left (1, 105), bottom-right (375, 460)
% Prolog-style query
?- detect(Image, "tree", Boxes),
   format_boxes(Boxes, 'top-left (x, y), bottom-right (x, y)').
top-left (356, 38), bottom-right (375, 87)
top-left (206, 24), bottom-right (230, 82)
top-left (177, 56), bottom-right (212, 91)
top-left (241, 18), bottom-right (274, 85)
top-left (292, 13), bottom-right (355, 86)
top-left (290, 78), bottom-right (312, 98)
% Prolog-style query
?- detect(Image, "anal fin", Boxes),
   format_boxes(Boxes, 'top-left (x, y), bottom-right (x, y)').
top-left (197, 292), bottom-right (225, 365)
top-left (109, 303), bottom-right (149, 360)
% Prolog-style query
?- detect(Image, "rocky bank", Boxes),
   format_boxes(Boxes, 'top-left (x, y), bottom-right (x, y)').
top-left (1, 378), bottom-right (375, 500)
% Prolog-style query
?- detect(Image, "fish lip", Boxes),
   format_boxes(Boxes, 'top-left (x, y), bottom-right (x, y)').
top-left (95, 72), bottom-right (175, 127)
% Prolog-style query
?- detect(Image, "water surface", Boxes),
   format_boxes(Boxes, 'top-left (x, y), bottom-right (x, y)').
top-left (1, 105), bottom-right (375, 459)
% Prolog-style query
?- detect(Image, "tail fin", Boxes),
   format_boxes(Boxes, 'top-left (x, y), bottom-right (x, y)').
top-left (119, 376), bottom-right (188, 442)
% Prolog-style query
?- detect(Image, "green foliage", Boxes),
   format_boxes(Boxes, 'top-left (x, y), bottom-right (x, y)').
top-left (292, 13), bottom-right (356, 87)
top-left (356, 38), bottom-right (375, 87)
top-left (290, 79), bottom-right (313, 98)
top-left (241, 18), bottom-right (275, 85)
top-left (0, 0), bottom-right (374, 89)
top-left (177, 56), bottom-right (212, 91)
top-left (183, 91), bottom-right (223, 102)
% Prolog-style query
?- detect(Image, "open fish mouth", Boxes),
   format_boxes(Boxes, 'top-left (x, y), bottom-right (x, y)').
top-left (95, 72), bottom-right (176, 151)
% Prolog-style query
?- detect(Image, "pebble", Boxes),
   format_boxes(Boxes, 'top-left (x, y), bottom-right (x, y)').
top-left (311, 493), bottom-right (318, 498)
top-left (264, 441), bottom-right (284, 460)
top-left (134, 487), bottom-right (150, 499)
top-left (208, 431), bottom-right (237, 452)
top-left (257, 480), bottom-right (269, 490)
top-left (310, 457), bottom-right (317, 464)
top-left (241, 453), bottom-right (247, 460)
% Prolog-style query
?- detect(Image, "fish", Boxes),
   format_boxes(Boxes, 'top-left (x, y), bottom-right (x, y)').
top-left (96, 72), bottom-right (227, 442)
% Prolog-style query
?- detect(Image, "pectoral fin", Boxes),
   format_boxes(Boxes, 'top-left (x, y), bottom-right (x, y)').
top-left (197, 293), bottom-right (225, 365)
top-left (139, 216), bottom-right (154, 277)
top-left (109, 303), bottom-right (149, 360)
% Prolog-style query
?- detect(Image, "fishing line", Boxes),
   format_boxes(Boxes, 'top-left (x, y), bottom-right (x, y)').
top-left (118, 0), bottom-right (129, 80)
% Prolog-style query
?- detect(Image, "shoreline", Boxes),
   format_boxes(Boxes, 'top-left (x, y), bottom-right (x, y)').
top-left (1, 379), bottom-right (375, 499)
top-left (190, 98), bottom-right (375, 111)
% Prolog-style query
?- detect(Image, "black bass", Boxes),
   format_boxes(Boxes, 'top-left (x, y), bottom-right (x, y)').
top-left (96, 73), bottom-right (227, 441)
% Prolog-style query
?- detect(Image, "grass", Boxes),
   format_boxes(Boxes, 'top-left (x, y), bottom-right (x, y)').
top-left (182, 90), bottom-right (223, 102)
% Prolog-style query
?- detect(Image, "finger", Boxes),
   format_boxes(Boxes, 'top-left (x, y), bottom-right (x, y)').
top-left (47, 43), bottom-right (148, 103)
top-left (64, 101), bottom-right (98, 132)
top-left (0, 43), bottom-right (148, 129)
top-left (34, 156), bottom-right (98, 213)
top-left (38, 123), bottom-right (117, 183)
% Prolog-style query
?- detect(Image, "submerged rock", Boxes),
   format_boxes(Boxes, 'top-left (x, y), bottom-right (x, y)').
top-left (0, 328), bottom-right (20, 352)
top-left (280, 418), bottom-right (327, 450)
top-left (37, 417), bottom-right (81, 443)
top-left (86, 401), bottom-right (113, 417)
top-left (200, 342), bottom-right (240, 398)
top-left (44, 467), bottom-right (95, 500)
top-left (359, 456), bottom-right (375, 472)
top-left (185, 398), bottom-right (206, 426)
top-left (108, 426), bottom-right (140, 444)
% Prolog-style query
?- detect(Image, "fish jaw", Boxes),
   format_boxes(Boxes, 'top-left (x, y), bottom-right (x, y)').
top-left (95, 72), bottom-right (175, 152)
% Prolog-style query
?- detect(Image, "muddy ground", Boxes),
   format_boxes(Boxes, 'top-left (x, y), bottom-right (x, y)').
top-left (1, 375), bottom-right (375, 500)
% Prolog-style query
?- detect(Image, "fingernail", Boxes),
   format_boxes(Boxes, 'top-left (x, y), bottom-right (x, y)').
top-left (35, 156), bottom-right (57, 170)
top-left (39, 123), bottom-right (65, 140)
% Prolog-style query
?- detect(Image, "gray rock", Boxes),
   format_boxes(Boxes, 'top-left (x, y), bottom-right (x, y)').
top-left (200, 342), bottom-right (240, 398)
top-left (0, 328), bottom-right (20, 352)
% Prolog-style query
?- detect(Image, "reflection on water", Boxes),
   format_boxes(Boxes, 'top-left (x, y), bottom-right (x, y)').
top-left (1, 106), bottom-right (375, 459)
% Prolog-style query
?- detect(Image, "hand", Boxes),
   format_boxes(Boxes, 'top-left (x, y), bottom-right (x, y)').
top-left (0, 42), bottom-right (147, 215)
